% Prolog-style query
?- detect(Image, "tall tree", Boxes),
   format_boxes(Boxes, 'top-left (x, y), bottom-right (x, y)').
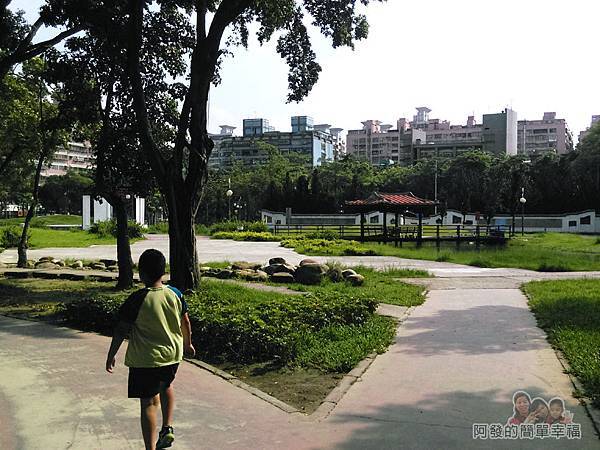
top-left (122, 0), bottom-right (384, 290)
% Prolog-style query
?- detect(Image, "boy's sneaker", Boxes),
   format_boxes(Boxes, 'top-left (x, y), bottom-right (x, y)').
top-left (156, 426), bottom-right (175, 449)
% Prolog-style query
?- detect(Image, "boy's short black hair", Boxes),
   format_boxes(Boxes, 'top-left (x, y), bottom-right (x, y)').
top-left (138, 249), bottom-right (166, 282)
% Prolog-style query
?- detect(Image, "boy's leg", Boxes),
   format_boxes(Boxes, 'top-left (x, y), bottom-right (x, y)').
top-left (159, 382), bottom-right (175, 427)
top-left (140, 395), bottom-right (160, 450)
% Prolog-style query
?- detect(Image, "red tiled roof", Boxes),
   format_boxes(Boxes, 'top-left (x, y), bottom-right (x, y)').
top-left (346, 192), bottom-right (436, 207)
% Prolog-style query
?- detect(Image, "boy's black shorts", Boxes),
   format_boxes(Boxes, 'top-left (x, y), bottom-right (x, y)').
top-left (128, 363), bottom-right (179, 398)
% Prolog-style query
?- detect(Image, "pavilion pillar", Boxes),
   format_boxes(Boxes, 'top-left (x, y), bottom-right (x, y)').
top-left (360, 213), bottom-right (365, 242)
top-left (417, 212), bottom-right (423, 247)
top-left (383, 211), bottom-right (387, 240)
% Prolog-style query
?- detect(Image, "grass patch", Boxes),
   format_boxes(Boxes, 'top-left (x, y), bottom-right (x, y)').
top-left (28, 228), bottom-right (120, 248)
top-left (271, 266), bottom-right (428, 307)
top-left (0, 215), bottom-right (82, 227)
top-left (523, 279), bottom-right (600, 407)
top-left (281, 233), bottom-right (600, 272)
top-left (211, 231), bottom-right (279, 241)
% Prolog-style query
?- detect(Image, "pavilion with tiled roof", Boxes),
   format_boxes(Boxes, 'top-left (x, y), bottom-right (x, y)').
top-left (345, 192), bottom-right (438, 242)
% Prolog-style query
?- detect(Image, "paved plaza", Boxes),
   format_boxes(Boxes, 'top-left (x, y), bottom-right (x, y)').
top-left (1, 237), bottom-right (599, 448)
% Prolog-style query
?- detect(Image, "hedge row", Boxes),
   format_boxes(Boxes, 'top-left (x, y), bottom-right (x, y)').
top-left (60, 283), bottom-right (378, 367)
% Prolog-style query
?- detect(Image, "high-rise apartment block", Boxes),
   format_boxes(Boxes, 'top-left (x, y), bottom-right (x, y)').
top-left (209, 116), bottom-right (338, 169)
top-left (346, 107), bottom-right (518, 165)
top-left (578, 115), bottom-right (600, 144)
top-left (517, 112), bottom-right (573, 156)
top-left (42, 141), bottom-right (94, 177)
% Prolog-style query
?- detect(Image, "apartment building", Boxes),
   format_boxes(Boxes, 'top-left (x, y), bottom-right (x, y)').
top-left (209, 116), bottom-right (336, 169)
top-left (517, 112), bottom-right (574, 156)
top-left (578, 115), bottom-right (600, 144)
top-left (347, 107), bottom-right (518, 165)
top-left (42, 141), bottom-right (94, 177)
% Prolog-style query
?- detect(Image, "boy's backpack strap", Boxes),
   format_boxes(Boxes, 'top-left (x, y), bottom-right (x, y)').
top-left (118, 288), bottom-right (149, 324)
top-left (166, 285), bottom-right (188, 315)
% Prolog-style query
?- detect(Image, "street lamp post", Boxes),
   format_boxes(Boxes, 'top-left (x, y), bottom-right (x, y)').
top-left (226, 189), bottom-right (233, 220)
top-left (519, 187), bottom-right (527, 236)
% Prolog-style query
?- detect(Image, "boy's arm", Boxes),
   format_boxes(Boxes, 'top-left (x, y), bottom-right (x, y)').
top-left (181, 312), bottom-right (195, 357)
top-left (105, 321), bottom-right (132, 373)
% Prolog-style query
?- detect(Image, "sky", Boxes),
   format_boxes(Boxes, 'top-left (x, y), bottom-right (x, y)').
top-left (11, 0), bottom-right (600, 142)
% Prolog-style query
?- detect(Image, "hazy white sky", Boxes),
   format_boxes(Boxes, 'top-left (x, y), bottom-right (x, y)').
top-left (11, 0), bottom-right (600, 141)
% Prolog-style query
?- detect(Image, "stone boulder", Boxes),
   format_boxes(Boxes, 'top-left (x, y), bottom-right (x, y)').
top-left (52, 259), bottom-right (65, 267)
top-left (254, 270), bottom-right (269, 282)
top-left (270, 272), bottom-right (295, 283)
top-left (100, 259), bottom-right (118, 267)
top-left (35, 261), bottom-right (59, 270)
top-left (107, 265), bottom-right (119, 272)
top-left (342, 269), bottom-right (358, 279)
top-left (327, 267), bottom-right (344, 282)
top-left (38, 256), bottom-right (53, 263)
top-left (299, 258), bottom-right (319, 266)
top-left (90, 262), bottom-right (107, 271)
top-left (232, 261), bottom-right (262, 271)
top-left (346, 274), bottom-right (365, 286)
top-left (294, 263), bottom-right (327, 285)
top-left (26, 260), bottom-right (35, 269)
top-left (215, 269), bottom-right (234, 279)
top-left (263, 263), bottom-right (296, 276)
top-left (70, 260), bottom-right (84, 270)
top-left (269, 257), bottom-right (287, 266)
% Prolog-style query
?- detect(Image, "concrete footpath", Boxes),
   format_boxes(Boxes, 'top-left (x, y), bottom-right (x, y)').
top-left (1, 237), bottom-right (600, 448)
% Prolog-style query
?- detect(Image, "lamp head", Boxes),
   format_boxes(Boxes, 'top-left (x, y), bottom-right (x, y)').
top-left (226, 189), bottom-right (233, 197)
top-left (519, 197), bottom-right (527, 204)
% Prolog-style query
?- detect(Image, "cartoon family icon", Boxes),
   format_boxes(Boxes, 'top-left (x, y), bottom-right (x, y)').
top-left (508, 391), bottom-right (574, 425)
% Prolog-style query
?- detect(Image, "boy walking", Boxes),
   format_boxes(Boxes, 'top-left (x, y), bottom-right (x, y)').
top-left (106, 249), bottom-right (195, 450)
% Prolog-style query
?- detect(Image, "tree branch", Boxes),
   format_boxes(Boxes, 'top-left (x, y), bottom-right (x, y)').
top-left (126, 0), bottom-right (167, 182)
top-left (0, 145), bottom-right (21, 177)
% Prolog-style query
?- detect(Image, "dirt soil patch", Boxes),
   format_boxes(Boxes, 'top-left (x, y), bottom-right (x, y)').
top-left (215, 361), bottom-right (344, 414)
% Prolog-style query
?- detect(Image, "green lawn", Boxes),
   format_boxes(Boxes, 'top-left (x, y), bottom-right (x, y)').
top-left (523, 279), bottom-right (600, 406)
top-left (283, 233), bottom-right (600, 272)
top-left (28, 228), bottom-right (118, 248)
top-left (0, 215), bottom-right (82, 226)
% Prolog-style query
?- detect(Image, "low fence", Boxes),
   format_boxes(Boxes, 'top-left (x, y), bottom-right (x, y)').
top-left (272, 223), bottom-right (511, 245)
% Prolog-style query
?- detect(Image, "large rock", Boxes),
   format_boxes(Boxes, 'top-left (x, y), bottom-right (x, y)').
top-left (342, 269), bottom-right (358, 279)
top-left (263, 263), bottom-right (296, 276)
top-left (294, 263), bottom-right (327, 285)
top-left (327, 267), bottom-right (344, 282)
top-left (269, 257), bottom-right (287, 266)
top-left (70, 260), bottom-right (84, 270)
top-left (232, 261), bottom-right (262, 271)
top-left (100, 259), bottom-right (118, 267)
top-left (235, 269), bottom-right (257, 280)
top-left (254, 270), bottom-right (269, 282)
top-left (346, 274), bottom-right (365, 286)
top-left (299, 258), bottom-right (319, 266)
top-left (270, 272), bottom-right (295, 283)
top-left (52, 259), bottom-right (65, 267)
top-left (90, 262), bottom-right (107, 271)
top-left (107, 265), bottom-right (119, 272)
top-left (215, 269), bottom-right (234, 279)
top-left (38, 256), bottom-right (53, 263)
top-left (35, 261), bottom-right (59, 270)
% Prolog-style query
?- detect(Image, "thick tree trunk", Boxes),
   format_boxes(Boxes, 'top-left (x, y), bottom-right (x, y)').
top-left (165, 184), bottom-right (200, 291)
top-left (111, 195), bottom-right (134, 290)
top-left (17, 147), bottom-right (45, 268)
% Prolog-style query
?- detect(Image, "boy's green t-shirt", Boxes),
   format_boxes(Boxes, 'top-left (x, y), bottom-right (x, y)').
top-left (118, 285), bottom-right (188, 368)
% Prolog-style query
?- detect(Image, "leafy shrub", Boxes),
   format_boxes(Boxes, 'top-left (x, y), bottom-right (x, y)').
top-left (209, 221), bottom-right (268, 234)
top-left (61, 283), bottom-right (378, 367)
top-left (304, 230), bottom-right (339, 240)
top-left (88, 219), bottom-right (144, 239)
top-left (195, 224), bottom-right (211, 235)
top-left (187, 289), bottom-right (377, 364)
top-left (60, 294), bottom-right (125, 334)
top-left (595, 237), bottom-right (600, 245)
top-left (30, 217), bottom-right (49, 228)
top-left (211, 231), bottom-right (279, 242)
top-left (0, 226), bottom-right (28, 248)
top-left (147, 222), bottom-right (169, 234)
top-left (280, 238), bottom-right (378, 257)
